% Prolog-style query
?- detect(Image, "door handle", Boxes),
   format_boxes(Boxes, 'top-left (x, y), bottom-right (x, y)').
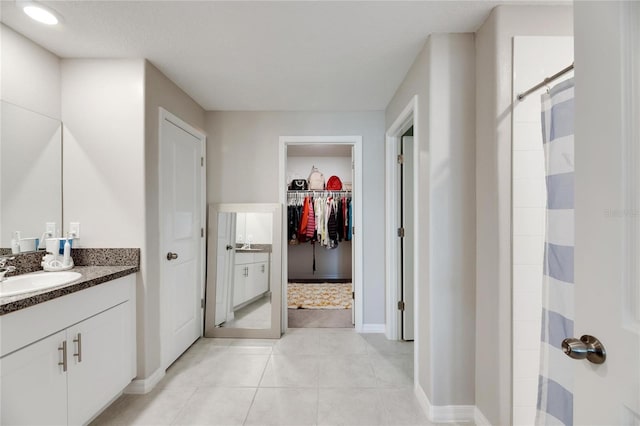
top-left (166, 252), bottom-right (179, 261)
top-left (73, 333), bottom-right (82, 363)
top-left (226, 245), bottom-right (234, 250)
top-left (58, 340), bottom-right (67, 372)
top-left (562, 335), bottom-right (606, 364)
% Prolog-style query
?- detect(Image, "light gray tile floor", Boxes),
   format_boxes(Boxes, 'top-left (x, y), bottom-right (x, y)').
top-left (91, 329), bottom-right (473, 426)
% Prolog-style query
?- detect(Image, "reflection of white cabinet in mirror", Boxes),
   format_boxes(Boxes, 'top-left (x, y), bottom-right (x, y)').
top-left (0, 101), bottom-right (62, 247)
top-left (233, 252), bottom-right (270, 309)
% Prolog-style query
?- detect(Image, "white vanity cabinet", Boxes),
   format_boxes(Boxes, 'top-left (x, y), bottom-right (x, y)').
top-left (0, 274), bottom-right (136, 425)
top-left (233, 252), bottom-right (269, 308)
top-left (0, 330), bottom-right (68, 425)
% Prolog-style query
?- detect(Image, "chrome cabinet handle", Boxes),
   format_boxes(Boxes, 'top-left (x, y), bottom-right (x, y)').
top-left (562, 335), bottom-right (606, 364)
top-left (166, 252), bottom-right (178, 261)
top-left (73, 333), bottom-right (82, 363)
top-left (58, 341), bottom-right (67, 372)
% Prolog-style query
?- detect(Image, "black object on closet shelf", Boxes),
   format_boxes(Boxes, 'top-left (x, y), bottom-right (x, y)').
top-left (289, 179), bottom-right (308, 190)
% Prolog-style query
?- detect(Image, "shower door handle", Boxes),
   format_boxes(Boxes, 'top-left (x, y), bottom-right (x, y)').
top-left (561, 335), bottom-right (606, 364)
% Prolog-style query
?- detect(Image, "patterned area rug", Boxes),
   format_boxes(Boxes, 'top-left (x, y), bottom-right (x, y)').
top-left (287, 283), bottom-right (352, 309)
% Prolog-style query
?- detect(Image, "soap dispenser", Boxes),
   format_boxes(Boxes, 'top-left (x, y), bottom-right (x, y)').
top-left (63, 237), bottom-right (71, 267)
top-left (11, 231), bottom-right (21, 254)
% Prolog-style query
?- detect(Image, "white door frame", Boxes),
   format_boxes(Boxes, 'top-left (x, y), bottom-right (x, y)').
top-left (385, 95), bottom-right (419, 342)
top-left (158, 107), bottom-right (207, 369)
top-left (279, 136), bottom-right (363, 332)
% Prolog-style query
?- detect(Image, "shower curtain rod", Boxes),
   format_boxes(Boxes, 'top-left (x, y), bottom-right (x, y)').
top-left (516, 63), bottom-right (574, 101)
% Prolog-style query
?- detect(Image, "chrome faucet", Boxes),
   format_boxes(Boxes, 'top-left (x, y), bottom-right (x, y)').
top-left (0, 256), bottom-right (16, 282)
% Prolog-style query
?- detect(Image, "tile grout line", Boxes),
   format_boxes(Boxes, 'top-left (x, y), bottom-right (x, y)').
top-left (167, 386), bottom-right (199, 426)
top-left (242, 351), bottom-right (272, 425)
top-left (316, 353), bottom-right (321, 426)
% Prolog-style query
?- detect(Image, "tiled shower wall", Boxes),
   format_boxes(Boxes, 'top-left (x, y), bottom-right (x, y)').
top-left (512, 36), bottom-right (573, 426)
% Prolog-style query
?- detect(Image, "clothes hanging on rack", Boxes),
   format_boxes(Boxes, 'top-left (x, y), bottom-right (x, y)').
top-left (286, 191), bottom-right (352, 247)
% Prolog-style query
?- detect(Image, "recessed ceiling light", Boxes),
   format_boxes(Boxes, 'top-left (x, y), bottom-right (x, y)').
top-left (20, 1), bottom-right (60, 25)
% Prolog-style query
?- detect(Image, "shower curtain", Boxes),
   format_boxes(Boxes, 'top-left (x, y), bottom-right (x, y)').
top-left (536, 78), bottom-right (575, 426)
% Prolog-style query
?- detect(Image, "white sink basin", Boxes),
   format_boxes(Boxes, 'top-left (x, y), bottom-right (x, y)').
top-left (0, 271), bottom-right (82, 298)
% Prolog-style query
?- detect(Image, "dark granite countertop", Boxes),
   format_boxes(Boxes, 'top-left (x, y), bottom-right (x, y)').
top-left (0, 265), bottom-right (138, 316)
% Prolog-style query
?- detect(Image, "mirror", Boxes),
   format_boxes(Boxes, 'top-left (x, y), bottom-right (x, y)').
top-left (0, 101), bottom-right (63, 249)
top-left (205, 203), bottom-right (282, 338)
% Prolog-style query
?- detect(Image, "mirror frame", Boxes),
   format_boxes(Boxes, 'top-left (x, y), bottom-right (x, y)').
top-left (204, 203), bottom-right (282, 338)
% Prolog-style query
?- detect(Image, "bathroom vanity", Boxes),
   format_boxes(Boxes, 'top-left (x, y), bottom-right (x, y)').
top-left (233, 250), bottom-right (270, 308)
top-left (0, 254), bottom-right (138, 425)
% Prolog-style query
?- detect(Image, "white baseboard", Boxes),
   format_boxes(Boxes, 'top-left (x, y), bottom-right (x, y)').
top-left (474, 407), bottom-right (492, 425)
top-left (414, 383), bottom-right (479, 423)
top-left (360, 323), bottom-right (385, 333)
top-left (414, 383), bottom-right (431, 418)
top-left (431, 404), bottom-right (476, 423)
top-left (124, 367), bottom-right (165, 394)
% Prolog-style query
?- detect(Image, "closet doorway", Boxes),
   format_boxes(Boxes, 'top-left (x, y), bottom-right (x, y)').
top-left (279, 136), bottom-right (363, 332)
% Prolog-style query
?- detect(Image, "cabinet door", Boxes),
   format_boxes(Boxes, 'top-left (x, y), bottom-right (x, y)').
top-left (67, 302), bottom-right (132, 425)
top-left (233, 264), bottom-right (247, 307)
top-left (0, 330), bottom-right (68, 425)
top-left (247, 262), bottom-right (269, 300)
top-left (256, 262), bottom-right (269, 294)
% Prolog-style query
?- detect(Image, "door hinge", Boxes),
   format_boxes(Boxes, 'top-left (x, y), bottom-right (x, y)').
top-left (397, 154), bottom-right (404, 164)
top-left (201, 157), bottom-right (204, 167)
top-left (352, 226), bottom-right (355, 235)
top-left (398, 227), bottom-right (405, 238)
top-left (201, 298), bottom-right (204, 309)
top-left (397, 300), bottom-right (405, 311)
top-left (352, 291), bottom-right (355, 299)
top-left (201, 228), bottom-right (204, 238)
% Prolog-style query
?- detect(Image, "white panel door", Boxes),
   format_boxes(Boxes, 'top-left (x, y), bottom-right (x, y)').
top-left (0, 330), bottom-right (67, 425)
top-left (401, 135), bottom-right (415, 341)
top-left (214, 212), bottom-right (236, 326)
top-left (573, 2), bottom-right (639, 423)
top-left (161, 113), bottom-right (204, 367)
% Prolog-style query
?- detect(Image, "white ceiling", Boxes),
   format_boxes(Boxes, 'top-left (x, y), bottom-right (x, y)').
top-left (1, 1), bottom-right (549, 111)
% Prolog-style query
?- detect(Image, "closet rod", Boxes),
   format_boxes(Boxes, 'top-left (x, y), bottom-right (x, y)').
top-left (287, 190), bottom-right (352, 193)
top-left (516, 63), bottom-right (574, 101)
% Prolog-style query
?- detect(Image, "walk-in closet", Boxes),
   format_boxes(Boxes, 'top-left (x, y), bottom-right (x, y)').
top-left (286, 145), bottom-right (354, 328)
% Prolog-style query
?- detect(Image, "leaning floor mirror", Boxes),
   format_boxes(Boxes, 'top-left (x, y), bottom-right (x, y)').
top-left (204, 203), bottom-right (282, 338)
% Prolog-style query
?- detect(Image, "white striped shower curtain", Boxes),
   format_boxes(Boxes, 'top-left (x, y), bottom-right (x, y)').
top-left (536, 78), bottom-right (575, 426)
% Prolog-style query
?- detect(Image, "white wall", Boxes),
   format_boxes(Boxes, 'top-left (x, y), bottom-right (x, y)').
top-left (287, 156), bottom-right (352, 187)
top-left (511, 36), bottom-right (573, 426)
top-left (205, 111), bottom-right (385, 324)
top-left (385, 33), bottom-right (476, 410)
top-left (61, 60), bottom-right (145, 249)
top-left (474, 6), bottom-right (573, 425)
